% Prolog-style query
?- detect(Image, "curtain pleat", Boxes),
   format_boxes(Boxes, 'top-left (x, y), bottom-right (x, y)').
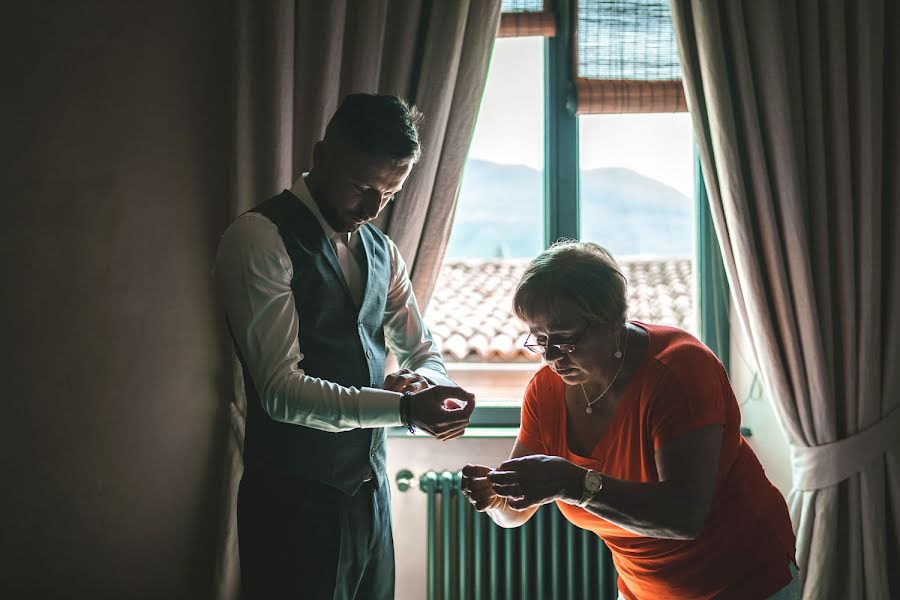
top-left (671, 1), bottom-right (900, 597)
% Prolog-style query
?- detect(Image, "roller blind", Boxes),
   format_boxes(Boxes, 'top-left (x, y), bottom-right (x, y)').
top-left (499, 0), bottom-right (556, 38)
top-left (575, 0), bottom-right (686, 113)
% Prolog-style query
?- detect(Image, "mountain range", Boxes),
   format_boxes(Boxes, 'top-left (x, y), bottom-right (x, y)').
top-left (445, 159), bottom-right (693, 259)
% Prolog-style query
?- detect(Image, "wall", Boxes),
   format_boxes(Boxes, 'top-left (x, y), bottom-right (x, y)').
top-left (0, 3), bottom-right (233, 598)
top-left (729, 311), bottom-right (794, 495)
top-left (387, 436), bottom-right (518, 600)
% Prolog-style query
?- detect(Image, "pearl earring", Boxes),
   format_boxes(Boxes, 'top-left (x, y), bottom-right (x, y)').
top-left (614, 331), bottom-right (622, 359)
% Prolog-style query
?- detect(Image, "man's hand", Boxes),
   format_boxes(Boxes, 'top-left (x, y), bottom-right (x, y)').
top-left (384, 369), bottom-right (430, 393)
top-left (460, 464), bottom-right (505, 511)
top-left (407, 385), bottom-right (476, 441)
top-left (487, 455), bottom-right (585, 510)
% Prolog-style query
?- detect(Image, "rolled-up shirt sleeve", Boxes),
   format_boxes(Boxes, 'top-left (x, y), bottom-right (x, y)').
top-left (214, 213), bottom-right (402, 432)
top-left (382, 240), bottom-right (455, 388)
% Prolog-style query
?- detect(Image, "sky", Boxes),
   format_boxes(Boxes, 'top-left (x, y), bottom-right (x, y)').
top-left (466, 36), bottom-right (695, 198)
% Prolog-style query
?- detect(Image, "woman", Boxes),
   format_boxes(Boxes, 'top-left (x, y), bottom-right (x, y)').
top-left (461, 242), bottom-right (798, 600)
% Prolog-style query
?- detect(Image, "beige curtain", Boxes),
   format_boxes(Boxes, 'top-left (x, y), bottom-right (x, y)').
top-left (214, 1), bottom-right (501, 597)
top-left (670, 1), bottom-right (900, 598)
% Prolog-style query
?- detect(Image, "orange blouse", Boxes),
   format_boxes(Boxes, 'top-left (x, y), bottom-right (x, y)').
top-left (517, 322), bottom-right (796, 600)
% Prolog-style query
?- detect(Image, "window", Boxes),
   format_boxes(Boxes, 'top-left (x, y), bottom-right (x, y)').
top-left (443, 37), bottom-right (545, 262)
top-left (428, 0), bottom-right (725, 424)
top-left (429, 37), bottom-right (545, 406)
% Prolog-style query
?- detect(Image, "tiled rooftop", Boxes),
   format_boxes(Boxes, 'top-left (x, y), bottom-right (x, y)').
top-left (428, 258), bottom-right (694, 363)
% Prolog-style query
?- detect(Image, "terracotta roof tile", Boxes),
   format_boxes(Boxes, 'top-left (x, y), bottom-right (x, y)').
top-left (428, 257), bottom-right (695, 363)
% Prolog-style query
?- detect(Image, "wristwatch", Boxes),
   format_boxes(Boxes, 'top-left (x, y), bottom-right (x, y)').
top-left (576, 470), bottom-right (603, 508)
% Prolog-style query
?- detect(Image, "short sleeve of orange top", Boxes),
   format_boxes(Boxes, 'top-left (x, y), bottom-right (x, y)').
top-left (517, 322), bottom-right (796, 600)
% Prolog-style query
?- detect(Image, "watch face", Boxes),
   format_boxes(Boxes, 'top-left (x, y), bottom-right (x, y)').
top-left (585, 471), bottom-right (603, 493)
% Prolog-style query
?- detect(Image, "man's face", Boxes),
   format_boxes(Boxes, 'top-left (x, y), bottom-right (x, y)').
top-left (311, 138), bottom-right (414, 234)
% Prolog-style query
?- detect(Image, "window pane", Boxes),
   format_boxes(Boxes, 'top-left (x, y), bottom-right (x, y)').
top-left (431, 37), bottom-right (545, 402)
top-left (445, 37), bottom-right (545, 260)
top-left (578, 113), bottom-right (696, 333)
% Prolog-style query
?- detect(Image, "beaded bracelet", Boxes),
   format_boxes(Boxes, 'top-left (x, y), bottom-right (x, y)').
top-left (400, 391), bottom-right (416, 435)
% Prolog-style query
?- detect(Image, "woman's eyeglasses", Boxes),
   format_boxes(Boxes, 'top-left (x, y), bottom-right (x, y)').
top-left (523, 326), bottom-right (590, 355)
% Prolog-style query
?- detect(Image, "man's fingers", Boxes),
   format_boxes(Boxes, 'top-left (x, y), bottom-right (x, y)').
top-left (435, 415), bottom-right (471, 430)
top-left (461, 394), bottom-right (476, 416)
top-left (400, 374), bottom-right (429, 390)
top-left (385, 370), bottom-right (429, 393)
top-left (429, 385), bottom-right (475, 403)
top-left (441, 397), bottom-right (476, 417)
top-left (410, 385), bottom-right (474, 440)
top-left (440, 404), bottom-right (471, 415)
top-left (409, 379), bottom-right (429, 392)
top-left (425, 410), bottom-right (471, 431)
top-left (399, 379), bottom-right (428, 393)
top-left (419, 420), bottom-right (467, 440)
top-left (419, 421), bottom-right (468, 441)
top-left (436, 422), bottom-right (469, 441)
top-left (439, 425), bottom-right (470, 441)
top-left (442, 395), bottom-right (476, 416)
top-left (435, 418), bottom-right (470, 440)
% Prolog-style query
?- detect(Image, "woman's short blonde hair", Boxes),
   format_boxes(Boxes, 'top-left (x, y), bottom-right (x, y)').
top-left (513, 240), bottom-right (628, 331)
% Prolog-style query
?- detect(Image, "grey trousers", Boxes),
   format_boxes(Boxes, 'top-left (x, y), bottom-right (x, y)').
top-left (238, 471), bottom-right (395, 600)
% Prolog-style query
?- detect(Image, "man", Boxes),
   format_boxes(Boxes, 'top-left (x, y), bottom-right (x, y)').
top-left (216, 94), bottom-right (475, 599)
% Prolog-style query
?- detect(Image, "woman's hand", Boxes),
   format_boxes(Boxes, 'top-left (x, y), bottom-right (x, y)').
top-left (487, 455), bottom-right (586, 510)
top-left (461, 464), bottom-right (506, 512)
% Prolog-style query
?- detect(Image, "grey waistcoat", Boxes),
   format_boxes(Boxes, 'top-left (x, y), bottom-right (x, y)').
top-left (235, 190), bottom-right (390, 495)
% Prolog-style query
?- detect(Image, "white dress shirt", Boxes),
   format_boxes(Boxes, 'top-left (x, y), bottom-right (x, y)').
top-left (215, 176), bottom-right (451, 432)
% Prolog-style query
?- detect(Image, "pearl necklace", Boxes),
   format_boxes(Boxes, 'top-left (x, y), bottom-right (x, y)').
top-left (580, 326), bottom-right (630, 414)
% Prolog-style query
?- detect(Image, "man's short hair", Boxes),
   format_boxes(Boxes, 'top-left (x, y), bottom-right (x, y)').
top-left (325, 94), bottom-right (424, 163)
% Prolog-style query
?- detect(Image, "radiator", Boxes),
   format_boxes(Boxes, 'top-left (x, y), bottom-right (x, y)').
top-left (415, 470), bottom-right (618, 600)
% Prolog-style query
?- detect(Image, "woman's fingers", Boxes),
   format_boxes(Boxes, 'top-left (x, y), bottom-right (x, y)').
top-left (463, 476), bottom-right (493, 492)
top-left (487, 470), bottom-right (519, 485)
top-left (472, 496), bottom-right (498, 511)
top-left (461, 464), bottom-right (492, 479)
top-left (508, 496), bottom-right (535, 510)
top-left (460, 476), bottom-right (498, 511)
top-left (490, 482), bottom-right (522, 496)
top-left (461, 466), bottom-right (506, 511)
